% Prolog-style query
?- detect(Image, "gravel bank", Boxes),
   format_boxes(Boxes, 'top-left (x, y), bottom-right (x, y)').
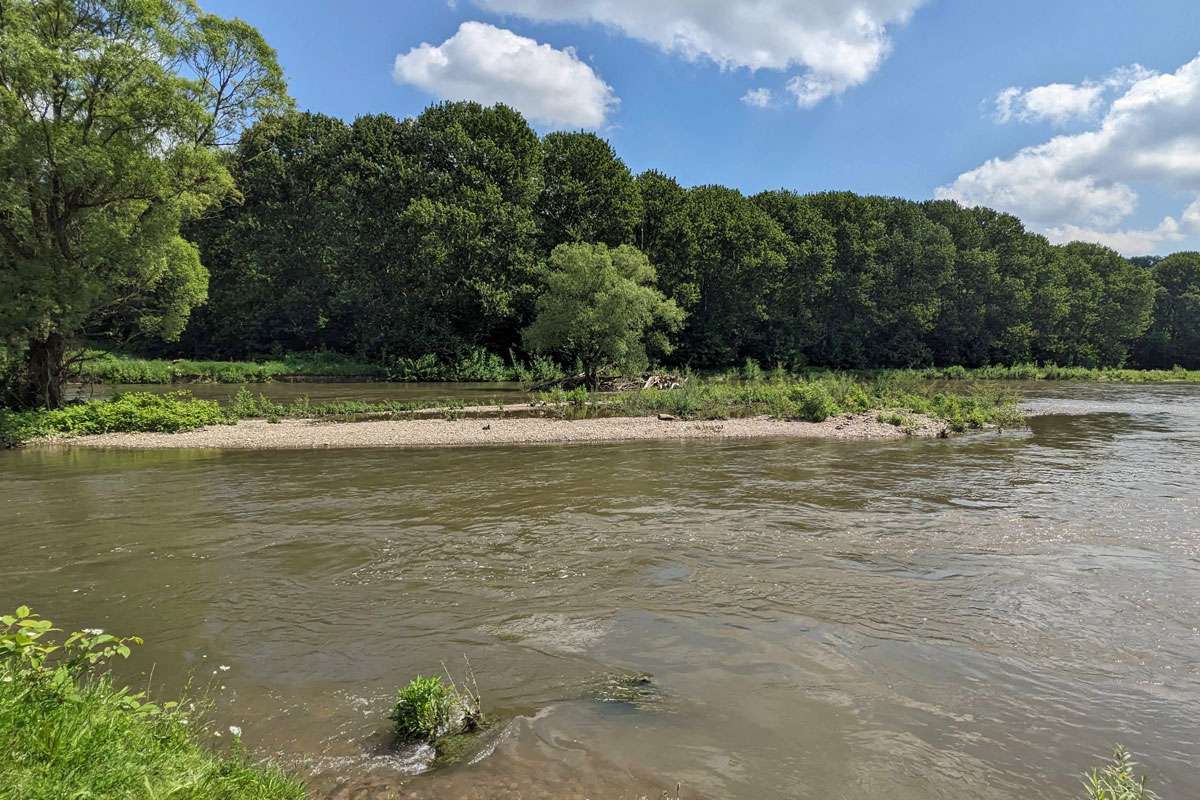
top-left (43, 412), bottom-right (947, 450)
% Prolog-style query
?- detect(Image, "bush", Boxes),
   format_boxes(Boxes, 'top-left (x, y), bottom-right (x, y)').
top-left (0, 607), bottom-right (305, 800)
top-left (2, 393), bottom-right (229, 446)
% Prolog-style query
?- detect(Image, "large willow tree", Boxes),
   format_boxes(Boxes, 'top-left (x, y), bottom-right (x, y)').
top-left (0, 0), bottom-right (288, 407)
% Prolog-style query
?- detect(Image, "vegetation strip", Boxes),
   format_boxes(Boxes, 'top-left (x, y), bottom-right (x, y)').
top-left (2, 375), bottom-right (1026, 449)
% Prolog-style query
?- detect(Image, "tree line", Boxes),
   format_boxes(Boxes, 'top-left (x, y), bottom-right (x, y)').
top-left (177, 105), bottom-right (1199, 374)
top-left (4, 0), bottom-right (1199, 409)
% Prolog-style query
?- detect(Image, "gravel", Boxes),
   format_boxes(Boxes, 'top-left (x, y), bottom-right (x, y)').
top-left (41, 412), bottom-right (947, 450)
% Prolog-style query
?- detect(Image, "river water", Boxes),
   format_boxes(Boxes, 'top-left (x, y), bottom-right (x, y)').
top-left (2, 383), bottom-right (1197, 799)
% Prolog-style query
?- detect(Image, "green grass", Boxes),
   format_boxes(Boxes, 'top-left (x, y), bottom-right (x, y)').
top-left (75, 348), bottom-right (566, 385)
top-left (77, 351), bottom-right (387, 384)
top-left (0, 608), bottom-right (304, 800)
top-left (536, 373), bottom-right (1024, 433)
top-left (910, 363), bottom-right (1200, 383)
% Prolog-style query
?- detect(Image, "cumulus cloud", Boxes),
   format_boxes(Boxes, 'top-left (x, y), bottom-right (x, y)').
top-left (937, 55), bottom-right (1200, 254)
top-left (474, 0), bottom-right (926, 107)
top-left (741, 88), bottom-right (773, 108)
top-left (994, 83), bottom-right (1104, 125)
top-left (393, 21), bottom-right (617, 128)
top-left (992, 65), bottom-right (1157, 126)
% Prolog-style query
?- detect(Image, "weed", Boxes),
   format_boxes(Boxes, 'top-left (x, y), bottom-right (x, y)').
top-left (1083, 746), bottom-right (1157, 800)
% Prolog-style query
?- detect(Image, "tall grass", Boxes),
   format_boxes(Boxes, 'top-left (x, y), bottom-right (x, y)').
top-left (77, 351), bottom-right (387, 384)
top-left (0, 607), bottom-right (304, 800)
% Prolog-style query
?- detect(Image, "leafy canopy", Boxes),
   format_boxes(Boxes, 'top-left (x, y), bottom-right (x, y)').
top-left (0, 0), bottom-right (288, 405)
top-left (523, 243), bottom-right (684, 384)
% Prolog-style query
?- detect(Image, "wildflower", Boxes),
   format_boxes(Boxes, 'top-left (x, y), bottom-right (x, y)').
top-left (83, 628), bottom-right (104, 635)
top-left (218, 665), bottom-right (231, 671)
top-left (229, 725), bottom-right (242, 737)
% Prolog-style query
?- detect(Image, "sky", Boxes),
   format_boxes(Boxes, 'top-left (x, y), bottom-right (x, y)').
top-left (201, 0), bottom-right (1200, 256)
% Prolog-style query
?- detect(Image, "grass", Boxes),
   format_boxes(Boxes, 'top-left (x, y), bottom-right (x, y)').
top-left (77, 351), bottom-right (387, 384)
top-left (0, 607), bottom-right (304, 800)
top-left (75, 348), bottom-right (565, 385)
top-left (912, 363), bottom-right (1200, 383)
top-left (536, 373), bottom-right (1024, 433)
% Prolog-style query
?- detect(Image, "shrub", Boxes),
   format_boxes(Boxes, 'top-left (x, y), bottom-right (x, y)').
top-left (2, 392), bottom-right (228, 446)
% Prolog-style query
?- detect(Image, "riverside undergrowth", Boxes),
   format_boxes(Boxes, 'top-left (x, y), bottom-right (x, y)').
top-left (0, 607), bottom-right (304, 800)
top-left (537, 373), bottom-right (1024, 432)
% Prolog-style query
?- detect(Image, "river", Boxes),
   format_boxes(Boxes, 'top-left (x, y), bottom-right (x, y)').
top-left (2, 383), bottom-right (1197, 798)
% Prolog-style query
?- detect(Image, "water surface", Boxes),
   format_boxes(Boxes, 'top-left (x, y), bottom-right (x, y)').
top-left (3, 383), bottom-right (1198, 798)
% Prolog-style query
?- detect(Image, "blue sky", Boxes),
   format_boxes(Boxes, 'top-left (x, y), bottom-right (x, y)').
top-left (203, 0), bottom-right (1200, 255)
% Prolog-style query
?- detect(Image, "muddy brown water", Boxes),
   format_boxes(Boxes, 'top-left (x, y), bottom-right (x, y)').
top-left (3, 383), bottom-right (1198, 799)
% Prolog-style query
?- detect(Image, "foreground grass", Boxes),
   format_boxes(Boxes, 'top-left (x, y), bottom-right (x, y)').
top-left (0, 608), bottom-right (304, 800)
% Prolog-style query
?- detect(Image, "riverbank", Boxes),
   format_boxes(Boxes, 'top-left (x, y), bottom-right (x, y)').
top-left (41, 411), bottom-right (951, 450)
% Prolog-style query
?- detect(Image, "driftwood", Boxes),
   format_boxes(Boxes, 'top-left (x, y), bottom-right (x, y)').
top-left (527, 372), bottom-right (688, 392)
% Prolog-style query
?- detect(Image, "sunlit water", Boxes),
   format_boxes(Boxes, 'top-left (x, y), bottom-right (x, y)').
top-left (2, 383), bottom-right (1198, 799)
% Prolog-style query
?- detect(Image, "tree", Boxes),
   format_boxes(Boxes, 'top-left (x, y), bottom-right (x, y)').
top-left (651, 186), bottom-right (793, 367)
top-left (181, 112), bottom-right (352, 357)
top-left (1135, 252), bottom-right (1200, 368)
top-left (0, 0), bottom-right (288, 407)
top-left (339, 102), bottom-right (544, 361)
top-left (1035, 242), bottom-right (1155, 366)
top-left (537, 132), bottom-right (642, 252)
top-left (523, 243), bottom-right (684, 386)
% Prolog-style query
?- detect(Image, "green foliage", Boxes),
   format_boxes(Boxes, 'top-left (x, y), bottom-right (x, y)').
top-left (537, 132), bottom-right (642, 251)
top-left (392, 676), bottom-right (458, 741)
top-left (0, 609), bottom-right (304, 800)
top-left (78, 351), bottom-right (386, 384)
top-left (523, 243), bottom-right (685, 384)
top-left (1083, 747), bottom-right (1157, 800)
top-left (0, 0), bottom-right (288, 407)
top-left (1135, 252), bottom-right (1200, 369)
top-left (536, 374), bottom-right (1022, 429)
top-left (2, 392), bottom-right (227, 446)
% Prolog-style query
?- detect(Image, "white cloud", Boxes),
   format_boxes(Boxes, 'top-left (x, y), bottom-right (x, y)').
top-left (474, 0), bottom-right (926, 107)
top-left (994, 83), bottom-right (1105, 126)
top-left (937, 55), bottom-right (1200, 254)
top-left (741, 87), bottom-right (773, 108)
top-left (992, 65), bottom-right (1158, 126)
top-left (393, 21), bottom-right (617, 128)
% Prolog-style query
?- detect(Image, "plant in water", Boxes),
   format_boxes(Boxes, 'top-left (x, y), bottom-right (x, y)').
top-left (392, 667), bottom-right (482, 744)
top-left (392, 676), bottom-right (456, 741)
top-left (1083, 746), bottom-right (1157, 800)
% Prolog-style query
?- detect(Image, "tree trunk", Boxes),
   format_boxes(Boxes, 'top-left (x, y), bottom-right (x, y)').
top-left (20, 333), bottom-right (68, 409)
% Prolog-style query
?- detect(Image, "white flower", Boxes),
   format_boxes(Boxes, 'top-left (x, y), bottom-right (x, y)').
top-left (83, 628), bottom-right (104, 635)
top-left (218, 665), bottom-right (230, 672)
top-left (229, 725), bottom-right (242, 737)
